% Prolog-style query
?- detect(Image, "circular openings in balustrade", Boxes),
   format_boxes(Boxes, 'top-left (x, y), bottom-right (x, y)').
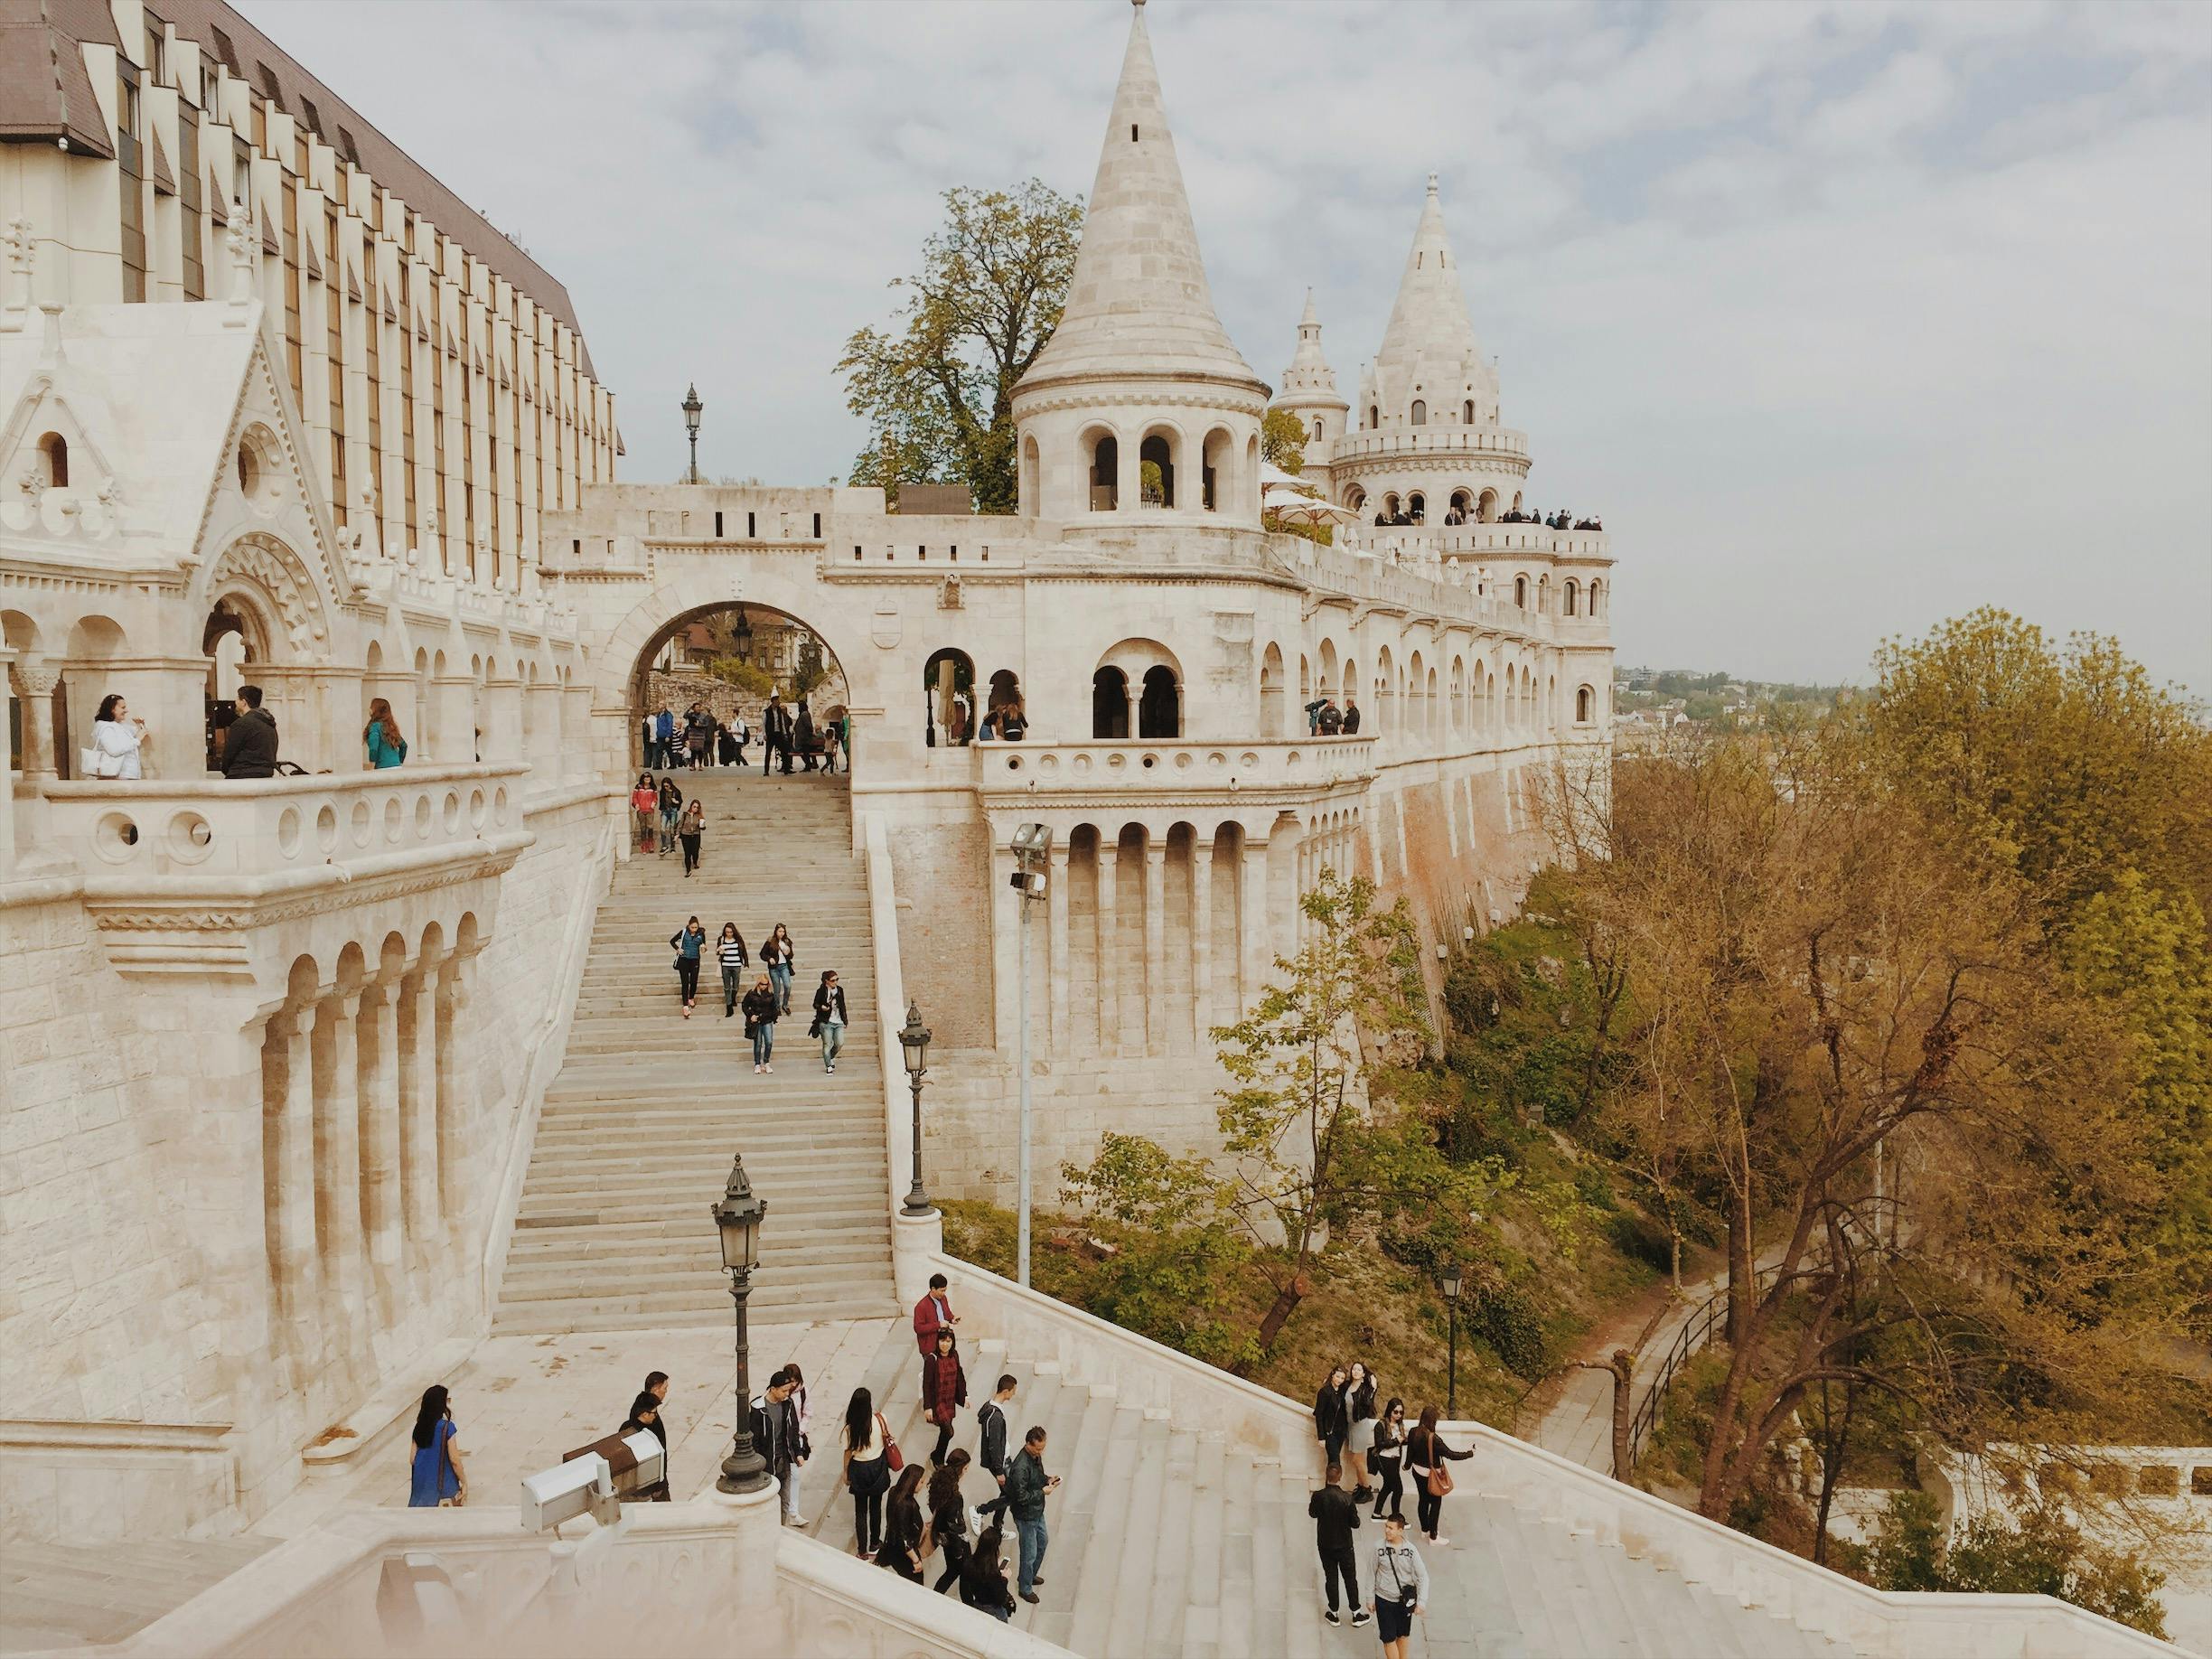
top-left (468, 788), bottom-right (487, 830)
top-left (1206, 752), bottom-right (1228, 772)
top-left (1005, 756), bottom-right (1022, 773)
top-left (1038, 754), bottom-right (1060, 775)
top-left (1173, 751), bottom-right (1194, 771)
top-left (166, 811), bottom-right (214, 865)
top-left (350, 799), bottom-right (372, 848)
top-left (316, 803), bottom-right (339, 854)
top-left (413, 794), bottom-right (433, 839)
top-left (493, 787), bottom-right (511, 825)
top-left (1105, 752), bottom-right (1128, 773)
top-left (1139, 753), bottom-right (1158, 770)
top-left (383, 796), bottom-right (403, 843)
top-left (1071, 754), bottom-right (1092, 775)
top-left (442, 792), bottom-right (462, 835)
top-left (92, 811), bottom-right (139, 862)
top-left (277, 806), bottom-right (303, 858)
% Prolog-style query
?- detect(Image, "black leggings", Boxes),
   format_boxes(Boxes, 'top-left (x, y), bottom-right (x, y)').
top-left (680, 832), bottom-right (700, 873)
top-left (852, 1486), bottom-right (884, 1554)
top-left (1417, 1481), bottom-right (1444, 1541)
top-left (723, 967), bottom-right (742, 1014)
top-left (933, 1531), bottom-right (970, 1593)
top-left (931, 1420), bottom-right (953, 1467)
top-left (1321, 1543), bottom-right (1359, 1613)
top-left (1373, 1457), bottom-right (1405, 1520)
top-left (677, 958), bottom-right (700, 1003)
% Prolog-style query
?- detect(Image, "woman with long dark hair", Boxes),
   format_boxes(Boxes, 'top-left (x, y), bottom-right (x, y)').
top-left (762, 923), bottom-right (796, 1015)
top-left (922, 1329), bottom-right (967, 1468)
top-left (632, 773), bottom-right (660, 853)
top-left (840, 1385), bottom-right (892, 1560)
top-left (743, 974), bottom-right (780, 1073)
top-left (408, 1384), bottom-right (465, 1507)
top-left (670, 915), bottom-right (707, 1017)
top-left (1403, 1404), bottom-right (1473, 1547)
top-left (961, 1521), bottom-right (1016, 1621)
top-left (1345, 1360), bottom-right (1378, 1501)
top-left (1369, 1396), bottom-right (1408, 1523)
top-left (717, 923), bottom-right (749, 1019)
top-left (876, 1463), bottom-right (928, 1582)
top-left (677, 797), bottom-right (705, 876)
top-left (656, 776), bottom-right (683, 858)
top-left (1313, 1363), bottom-right (1350, 1472)
top-left (928, 1449), bottom-right (972, 1593)
top-left (362, 698), bottom-right (408, 770)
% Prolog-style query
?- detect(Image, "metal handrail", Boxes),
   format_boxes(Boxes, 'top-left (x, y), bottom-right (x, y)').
top-left (1626, 1263), bottom-right (1779, 1470)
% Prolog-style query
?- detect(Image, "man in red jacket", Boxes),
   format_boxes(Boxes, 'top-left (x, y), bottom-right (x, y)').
top-left (914, 1271), bottom-right (958, 1356)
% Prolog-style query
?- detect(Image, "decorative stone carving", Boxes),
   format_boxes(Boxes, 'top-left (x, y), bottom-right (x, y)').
top-left (208, 531), bottom-right (333, 653)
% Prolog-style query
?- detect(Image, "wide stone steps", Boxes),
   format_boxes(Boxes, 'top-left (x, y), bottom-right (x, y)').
top-left (0, 1537), bottom-right (280, 1650)
top-left (493, 773), bottom-right (896, 1336)
top-left (789, 1323), bottom-right (1856, 1659)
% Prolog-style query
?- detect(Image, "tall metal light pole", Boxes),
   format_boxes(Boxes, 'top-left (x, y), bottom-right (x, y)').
top-left (1441, 1262), bottom-right (1465, 1419)
top-left (682, 383), bottom-right (703, 484)
top-left (710, 1154), bottom-right (770, 1494)
top-left (1009, 823), bottom-right (1053, 1287)
top-left (898, 1003), bottom-right (933, 1214)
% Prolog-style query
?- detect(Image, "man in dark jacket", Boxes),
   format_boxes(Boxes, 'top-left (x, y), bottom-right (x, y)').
top-left (1317, 698), bottom-right (1345, 736)
top-left (1308, 1462), bottom-right (1367, 1626)
top-left (762, 695), bottom-right (794, 776)
top-left (747, 1368), bottom-right (805, 1525)
top-left (221, 685), bottom-right (278, 778)
top-left (1005, 1426), bottom-right (1058, 1604)
top-left (795, 698), bottom-right (817, 772)
top-left (1342, 696), bottom-right (1363, 735)
top-left (976, 1373), bottom-right (1017, 1522)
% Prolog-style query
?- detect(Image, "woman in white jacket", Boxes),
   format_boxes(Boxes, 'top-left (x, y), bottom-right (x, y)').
top-left (89, 694), bottom-right (146, 779)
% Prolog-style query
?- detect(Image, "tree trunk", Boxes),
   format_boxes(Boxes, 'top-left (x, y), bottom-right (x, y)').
top-left (1725, 1180), bottom-right (1755, 1345)
top-left (1607, 1348), bottom-right (1635, 1481)
top-left (1256, 1278), bottom-right (1306, 1350)
top-left (1813, 1378), bottom-right (1857, 1568)
top-left (1669, 1223), bottom-right (1682, 1295)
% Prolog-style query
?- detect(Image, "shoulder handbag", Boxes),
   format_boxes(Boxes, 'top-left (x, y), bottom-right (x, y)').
top-left (879, 1411), bottom-right (904, 1473)
top-left (1425, 1460), bottom-right (1454, 1497)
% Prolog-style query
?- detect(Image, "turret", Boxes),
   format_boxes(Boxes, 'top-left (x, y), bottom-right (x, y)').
top-left (1011, 0), bottom-right (1270, 527)
top-left (1273, 289), bottom-right (1350, 458)
top-left (1358, 173), bottom-right (1499, 434)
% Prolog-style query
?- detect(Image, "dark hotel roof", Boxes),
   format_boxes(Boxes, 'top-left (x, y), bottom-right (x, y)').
top-left (0, 0), bottom-right (598, 381)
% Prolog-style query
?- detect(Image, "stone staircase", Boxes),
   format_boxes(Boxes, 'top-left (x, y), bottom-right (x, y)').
top-left (494, 769), bottom-right (895, 1333)
top-left (797, 1322), bottom-right (1855, 1659)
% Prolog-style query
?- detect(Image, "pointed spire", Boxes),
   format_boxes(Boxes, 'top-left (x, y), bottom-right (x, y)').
top-left (1280, 286), bottom-right (1340, 400)
top-left (1370, 173), bottom-right (1494, 417)
top-left (1298, 287), bottom-right (1320, 330)
top-left (1016, 1), bottom-right (1263, 397)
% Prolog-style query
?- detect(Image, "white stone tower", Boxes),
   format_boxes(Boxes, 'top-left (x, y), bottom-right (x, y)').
top-left (1274, 288), bottom-right (1351, 461)
top-left (1012, 0), bottom-right (1270, 527)
top-left (1339, 173), bottom-right (1528, 523)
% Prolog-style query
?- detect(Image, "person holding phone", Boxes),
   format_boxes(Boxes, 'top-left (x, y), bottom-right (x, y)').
top-left (1005, 1425), bottom-right (1060, 1604)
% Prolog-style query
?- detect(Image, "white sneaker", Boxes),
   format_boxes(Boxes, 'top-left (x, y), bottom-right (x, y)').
top-left (764, 1064), bottom-right (773, 1074)
top-left (1432, 1536), bottom-right (1450, 1548)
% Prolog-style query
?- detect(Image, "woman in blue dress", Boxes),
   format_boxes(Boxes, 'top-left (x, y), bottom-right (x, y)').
top-left (408, 1384), bottom-right (467, 1507)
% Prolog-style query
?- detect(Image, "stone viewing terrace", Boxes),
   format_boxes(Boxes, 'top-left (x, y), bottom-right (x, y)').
top-left (1329, 426), bottom-right (1533, 464)
top-left (974, 736), bottom-right (1377, 797)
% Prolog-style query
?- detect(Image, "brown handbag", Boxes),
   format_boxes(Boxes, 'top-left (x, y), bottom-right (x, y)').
top-left (1425, 1461), bottom-right (1454, 1497)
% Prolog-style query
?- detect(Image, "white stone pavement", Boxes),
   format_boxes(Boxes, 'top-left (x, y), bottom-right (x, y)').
top-left (258, 1316), bottom-right (895, 1538)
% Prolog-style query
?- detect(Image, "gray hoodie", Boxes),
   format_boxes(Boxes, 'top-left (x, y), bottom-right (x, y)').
top-left (1373, 1539), bottom-right (1429, 1607)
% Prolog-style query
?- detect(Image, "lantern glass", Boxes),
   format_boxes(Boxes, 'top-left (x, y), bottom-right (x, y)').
top-left (1441, 1263), bottom-right (1464, 1302)
top-left (898, 1001), bottom-right (931, 1080)
top-left (711, 1158), bottom-right (765, 1271)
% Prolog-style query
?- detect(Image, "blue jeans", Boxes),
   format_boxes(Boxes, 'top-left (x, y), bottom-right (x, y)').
top-left (769, 962), bottom-right (792, 1012)
top-left (1015, 1514), bottom-right (1047, 1596)
top-left (820, 1022), bottom-right (844, 1068)
top-left (752, 1023), bottom-right (774, 1066)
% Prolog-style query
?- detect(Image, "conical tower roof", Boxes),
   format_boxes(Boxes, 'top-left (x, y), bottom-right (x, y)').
top-left (1016, 1), bottom-right (1265, 398)
top-left (1279, 287), bottom-right (1344, 401)
top-left (1371, 173), bottom-right (1490, 396)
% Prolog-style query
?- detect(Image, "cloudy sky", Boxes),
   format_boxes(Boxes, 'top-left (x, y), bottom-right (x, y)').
top-left (254, 0), bottom-right (2212, 695)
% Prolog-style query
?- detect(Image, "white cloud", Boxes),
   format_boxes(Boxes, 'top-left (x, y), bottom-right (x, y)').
top-left (246, 0), bottom-right (2211, 694)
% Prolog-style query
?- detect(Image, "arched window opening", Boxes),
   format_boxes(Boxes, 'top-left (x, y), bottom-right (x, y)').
top-left (1310, 418), bottom-right (1323, 442)
top-left (1139, 431), bottom-right (1176, 508)
top-left (1449, 489), bottom-right (1473, 521)
top-left (1317, 638), bottom-right (1338, 699)
top-left (1463, 399), bottom-right (1474, 424)
top-left (1563, 579), bottom-right (1579, 616)
top-left (1514, 576), bottom-right (1527, 608)
top-left (1202, 426), bottom-right (1233, 512)
top-left (1368, 405), bottom-right (1379, 429)
top-left (1343, 484), bottom-right (1367, 514)
top-left (1020, 436), bottom-right (1040, 514)
top-left (1577, 684), bottom-right (1595, 723)
top-left (36, 432), bottom-right (68, 489)
top-left (1086, 430), bottom-right (1119, 511)
top-left (1381, 492), bottom-right (1401, 521)
top-left (1476, 487), bottom-right (1497, 523)
top-left (1410, 399), bottom-right (1427, 426)
top-left (1092, 666), bottom-right (1129, 739)
top-left (1407, 492), bottom-right (1425, 523)
top-left (1260, 643), bottom-right (1286, 739)
top-left (985, 669), bottom-right (1024, 740)
top-left (1589, 579), bottom-right (1603, 617)
top-left (1138, 665), bottom-right (1179, 738)
top-left (1537, 575), bottom-right (1550, 615)
top-left (923, 647), bottom-right (976, 747)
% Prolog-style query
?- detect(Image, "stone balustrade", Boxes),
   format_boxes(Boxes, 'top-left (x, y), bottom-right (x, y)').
top-left (44, 763), bottom-right (531, 892)
top-left (973, 736), bottom-right (1376, 798)
top-left (1337, 522), bottom-right (1612, 560)
top-left (1327, 426), bottom-right (1532, 464)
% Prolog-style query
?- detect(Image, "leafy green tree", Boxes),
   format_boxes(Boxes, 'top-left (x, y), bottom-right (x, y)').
top-left (792, 633), bottom-right (830, 700)
top-left (706, 655), bottom-right (773, 698)
top-left (1867, 1492), bottom-right (2169, 1638)
top-left (1261, 408), bottom-right (1308, 474)
top-left (839, 181), bottom-right (1083, 513)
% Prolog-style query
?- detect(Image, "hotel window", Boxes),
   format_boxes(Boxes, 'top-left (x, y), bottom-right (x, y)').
top-left (117, 73), bottom-right (146, 301)
top-left (281, 183), bottom-right (303, 399)
top-left (177, 108), bottom-right (204, 299)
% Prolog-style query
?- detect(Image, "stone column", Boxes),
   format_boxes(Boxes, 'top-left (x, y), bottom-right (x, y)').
top-left (1240, 839), bottom-right (1270, 1015)
top-left (1046, 842), bottom-right (1070, 1057)
top-left (432, 671), bottom-right (476, 764)
top-left (436, 958), bottom-right (467, 1235)
top-left (1142, 842), bottom-right (1166, 1054)
top-left (561, 674), bottom-right (594, 782)
top-left (1095, 839), bottom-right (1120, 1053)
top-left (360, 973), bottom-right (404, 1323)
top-left (1191, 835), bottom-right (1214, 1046)
top-left (1117, 435), bottom-right (1139, 514)
top-left (525, 674), bottom-right (563, 779)
top-left (399, 951), bottom-right (441, 1269)
top-left (270, 1004), bottom-right (321, 1369)
top-left (481, 670), bottom-right (525, 764)
top-left (11, 662), bottom-right (60, 783)
top-left (317, 993), bottom-right (370, 1343)
top-left (1124, 686), bottom-right (1139, 742)
top-left (0, 648), bottom-right (18, 869)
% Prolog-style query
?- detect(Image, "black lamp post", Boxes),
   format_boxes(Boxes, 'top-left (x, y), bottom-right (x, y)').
top-left (682, 383), bottom-right (704, 484)
top-left (1440, 1262), bottom-right (1464, 1419)
top-left (898, 1001), bottom-right (933, 1215)
top-left (711, 1154), bottom-right (771, 1494)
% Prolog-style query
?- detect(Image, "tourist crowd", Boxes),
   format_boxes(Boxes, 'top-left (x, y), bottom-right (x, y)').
top-left (642, 692), bottom-right (847, 775)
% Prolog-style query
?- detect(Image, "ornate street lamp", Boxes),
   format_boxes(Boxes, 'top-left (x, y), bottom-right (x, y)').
top-left (1008, 823), bottom-right (1053, 1288)
top-left (898, 1001), bottom-right (933, 1215)
top-left (1440, 1262), bottom-right (1465, 1419)
top-left (732, 606), bottom-right (753, 655)
top-left (710, 1154), bottom-right (771, 1494)
top-left (682, 383), bottom-right (704, 484)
